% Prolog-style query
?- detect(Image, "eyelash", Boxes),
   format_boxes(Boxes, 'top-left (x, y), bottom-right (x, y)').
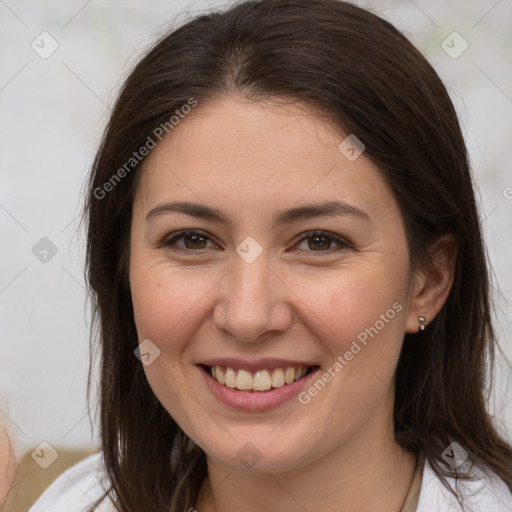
top-left (161, 229), bottom-right (352, 254)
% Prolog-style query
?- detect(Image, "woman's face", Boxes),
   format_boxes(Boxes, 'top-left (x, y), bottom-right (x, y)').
top-left (129, 95), bottom-right (420, 473)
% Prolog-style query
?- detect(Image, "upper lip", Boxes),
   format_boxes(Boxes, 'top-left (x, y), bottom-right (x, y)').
top-left (199, 358), bottom-right (319, 372)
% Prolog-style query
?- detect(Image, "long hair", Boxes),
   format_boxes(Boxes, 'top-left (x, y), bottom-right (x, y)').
top-left (83, 0), bottom-right (512, 509)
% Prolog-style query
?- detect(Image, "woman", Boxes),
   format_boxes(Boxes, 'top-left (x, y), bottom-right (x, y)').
top-left (30, 0), bottom-right (512, 510)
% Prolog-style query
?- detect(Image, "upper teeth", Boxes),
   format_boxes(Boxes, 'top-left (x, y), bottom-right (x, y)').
top-left (210, 366), bottom-right (310, 391)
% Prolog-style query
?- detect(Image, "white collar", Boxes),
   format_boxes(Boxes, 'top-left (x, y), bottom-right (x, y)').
top-left (417, 457), bottom-right (512, 511)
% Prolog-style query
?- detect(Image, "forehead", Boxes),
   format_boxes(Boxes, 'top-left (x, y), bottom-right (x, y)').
top-left (134, 95), bottom-right (398, 224)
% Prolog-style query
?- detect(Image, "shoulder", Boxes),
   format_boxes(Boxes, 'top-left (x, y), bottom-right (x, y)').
top-left (417, 457), bottom-right (512, 512)
top-left (29, 452), bottom-right (116, 512)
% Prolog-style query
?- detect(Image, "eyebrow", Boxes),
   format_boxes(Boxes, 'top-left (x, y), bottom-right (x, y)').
top-left (145, 200), bottom-right (372, 227)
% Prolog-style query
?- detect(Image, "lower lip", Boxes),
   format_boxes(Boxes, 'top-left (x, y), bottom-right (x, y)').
top-left (199, 366), bottom-right (320, 411)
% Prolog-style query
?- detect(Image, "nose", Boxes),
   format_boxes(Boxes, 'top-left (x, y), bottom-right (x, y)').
top-left (213, 252), bottom-right (292, 343)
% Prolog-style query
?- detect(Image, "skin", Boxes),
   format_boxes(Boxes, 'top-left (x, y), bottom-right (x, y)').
top-left (129, 95), bottom-right (456, 512)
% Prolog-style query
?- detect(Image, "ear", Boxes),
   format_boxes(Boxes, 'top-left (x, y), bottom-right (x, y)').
top-left (405, 235), bottom-right (457, 333)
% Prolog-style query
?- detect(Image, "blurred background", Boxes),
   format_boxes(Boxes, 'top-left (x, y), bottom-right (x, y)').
top-left (1, 0), bottom-right (511, 509)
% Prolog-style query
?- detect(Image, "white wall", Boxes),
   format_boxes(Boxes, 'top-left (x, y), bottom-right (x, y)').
top-left (1, 0), bottom-right (511, 458)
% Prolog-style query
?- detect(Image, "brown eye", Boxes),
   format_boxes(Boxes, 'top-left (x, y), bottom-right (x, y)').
top-left (182, 233), bottom-right (208, 249)
top-left (163, 230), bottom-right (217, 251)
top-left (307, 234), bottom-right (332, 251)
top-left (295, 231), bottom-right (351, 253)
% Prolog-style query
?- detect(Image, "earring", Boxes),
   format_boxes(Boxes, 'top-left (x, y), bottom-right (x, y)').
top-left (418, 316), bottom-right (426, 331)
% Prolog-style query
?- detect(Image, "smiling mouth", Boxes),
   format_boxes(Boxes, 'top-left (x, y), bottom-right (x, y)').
top-left (202, 364), bottom-right (319, 392)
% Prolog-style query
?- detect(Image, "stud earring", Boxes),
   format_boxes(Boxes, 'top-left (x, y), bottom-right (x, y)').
top-left (418, 316), bottom-right (427, 331)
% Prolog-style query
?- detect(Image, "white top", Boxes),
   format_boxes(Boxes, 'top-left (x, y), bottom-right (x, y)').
top-left (29, 452), bottom-right (512, 512)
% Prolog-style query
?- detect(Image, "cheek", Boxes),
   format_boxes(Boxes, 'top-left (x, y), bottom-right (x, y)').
top-left (294, 268), bottom-right (407, 424)
top-left (288, 257), bottom-right (409, 407)
top-left (129, 258), bottom-right (215, 427)
top-left (130, 254), bottom-right (213, 344)
top-left (288, 260), bottom-right (408, 349)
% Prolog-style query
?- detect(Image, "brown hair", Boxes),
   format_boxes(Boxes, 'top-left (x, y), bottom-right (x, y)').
top-left (83, 0), bottom-right (512, 510)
